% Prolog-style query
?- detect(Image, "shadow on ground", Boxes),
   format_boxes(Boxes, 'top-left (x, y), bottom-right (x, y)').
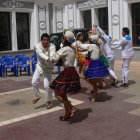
top-left (97, 92), bottom-right (113, 102)
top-left (35, 100), bottom-right (63, 109)
top-left (69, 108), bottom-right (92, 124)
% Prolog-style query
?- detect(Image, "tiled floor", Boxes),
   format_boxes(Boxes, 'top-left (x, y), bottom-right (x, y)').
top-left (0, 60), bottom-right (140, 140)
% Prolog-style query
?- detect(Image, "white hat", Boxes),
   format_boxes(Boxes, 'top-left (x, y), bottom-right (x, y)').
top-left (63, 29), bottom-right (75, 43)
top-left (88, 33), bottom-right (99, 43)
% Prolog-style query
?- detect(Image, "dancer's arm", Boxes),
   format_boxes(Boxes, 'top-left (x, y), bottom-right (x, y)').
top-left (52, 47), bottom-right (67, 62)
top-left (112, 38), bottom-right (127, 49)
top-left (49, 43), bottom-right (56, 61)
top-left (95, 25), bottom-right (108, 42)
top-left (35, 44), bottom-right (49, 61)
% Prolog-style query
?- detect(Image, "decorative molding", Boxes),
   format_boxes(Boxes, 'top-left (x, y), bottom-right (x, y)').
top-left (68, 4), bottom-right (73, 9)
top-left (39, 21), bottom-right (46, 30)
top-left (38, 4), bottom-right (47, 37)
top-left (112, 15), bottom-right (119, 26)
top-left (0, 0), bottom-right (34, 9)
top-left (77, 0), bottom-right (108, 9)
top-left (55, 5), bottom-right (63, 32)
top-left (57, 21), bottom-right (63, 30)
top-left (124, 0), bottom-right (140, 2)
top-left (68, 20), bottom-right (74, 29)
top-left (3, 0), bottom-right (23, 8)
top-left (56, 5), bottom-right (63, 10)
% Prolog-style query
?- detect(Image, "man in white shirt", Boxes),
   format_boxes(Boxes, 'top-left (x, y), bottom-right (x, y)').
top-left (32, 33), bottom-right (56, 109)
top-left (112, 27), bottom-right (134, 87)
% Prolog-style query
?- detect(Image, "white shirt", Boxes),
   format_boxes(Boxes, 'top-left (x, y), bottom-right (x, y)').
top-left (34, 42), bottom-right (56, 71)
top-left (112, 35), bottom-right (134, 58)
top-left (79, 44), bottom-right (100, 60)
top-left (96, 26), bottom-right (114, 58)
top-left (52, 46), bottom-right (76, 68)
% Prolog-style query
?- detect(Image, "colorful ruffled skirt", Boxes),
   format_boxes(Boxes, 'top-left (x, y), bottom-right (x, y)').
top-left (77, 52), bottom-right (86, 63)
top-left (84, 59), bottom-right (110, 79)
top-left (99, 55), bottom-right (109, 68)
top-left (50, 67), bottom-right (81, 94)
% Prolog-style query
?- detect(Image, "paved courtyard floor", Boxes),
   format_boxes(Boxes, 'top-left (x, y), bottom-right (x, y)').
top-left (0, 60), bottom-right (140, 140)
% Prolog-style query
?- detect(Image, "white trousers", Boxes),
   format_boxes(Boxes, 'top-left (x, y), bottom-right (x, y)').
top-left (31, 67), bottom-right (53, 102)
top-left (122, 58), bottom-right (132, 84)
top-left (107, 56), bottom-right (117, 79)
top-left (74, 58), bottom-right (78, 68)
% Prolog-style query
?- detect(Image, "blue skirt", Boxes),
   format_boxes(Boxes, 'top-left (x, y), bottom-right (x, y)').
top-left (84, 59), bottom-right (109, 79)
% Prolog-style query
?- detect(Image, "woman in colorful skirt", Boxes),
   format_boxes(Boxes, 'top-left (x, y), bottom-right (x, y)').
top-left (89, 28), bottom-right (109, 88)
top-left (50, 29), bottom-right (81, 121)
top-left (78, 33), bottom-right (109, 102)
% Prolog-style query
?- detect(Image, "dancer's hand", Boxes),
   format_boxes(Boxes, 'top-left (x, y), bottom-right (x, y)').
top-left (52, 60), bottom-right (57, 63)
top-left (93, 24), bottom-right (97, 28)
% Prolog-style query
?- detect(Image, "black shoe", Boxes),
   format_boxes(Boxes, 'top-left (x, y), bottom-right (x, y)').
top-left (120, 83), bottom-right (129, 87)
top-left (111, 79), bottom-right (119, 86)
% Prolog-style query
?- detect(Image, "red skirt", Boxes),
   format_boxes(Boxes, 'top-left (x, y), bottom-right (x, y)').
top-left (50, 67), bottom-right (81, 94)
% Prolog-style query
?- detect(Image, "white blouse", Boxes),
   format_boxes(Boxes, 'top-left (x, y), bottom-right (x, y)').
top-left (52, 46), bottom-right (76, 68)
top-left (79, 44), bottom-right (100, 60)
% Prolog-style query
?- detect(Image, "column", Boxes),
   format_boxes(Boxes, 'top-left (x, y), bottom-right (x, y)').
top-left (91, 8), bottom-right (99, 28)
top-left (108, 0), bottom-right (120, 40)
top-left (11, 9), bottom-right (18, 51)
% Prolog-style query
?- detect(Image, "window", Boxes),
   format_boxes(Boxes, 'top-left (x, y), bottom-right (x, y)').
top-left (132, 3), bottom-right (140, 46)
top-left (0, 12), bottom-right (11, 51)
top-left (16, 13), bottom-right (30, 50)
top-left (98, 7), bottom-right (108, 34)
top-left (83, 10), bottom-right (92, 30)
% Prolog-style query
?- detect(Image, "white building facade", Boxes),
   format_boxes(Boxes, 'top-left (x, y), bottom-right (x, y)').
top-left (0, 0), bottom-right (140, 52)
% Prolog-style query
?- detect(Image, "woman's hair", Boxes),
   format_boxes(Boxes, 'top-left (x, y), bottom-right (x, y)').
top-left (62, 36), bottom-right (72, 47)
top-left (76, 32), bottom-right (82, 41)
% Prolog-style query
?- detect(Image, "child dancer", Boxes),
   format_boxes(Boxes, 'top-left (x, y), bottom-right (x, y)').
top-left (78, 33), bottom-right (109, 102)
top-left (112, 27), bottom-right (134, 87)
top-left (74, 32), bottom-right (86, 77)
top-left (94, 24), bottom-right (119, 86)
top-left (50, 29), bottom-right (81, 121)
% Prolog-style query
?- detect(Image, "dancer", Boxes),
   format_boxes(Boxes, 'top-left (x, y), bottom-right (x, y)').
top-left (32, 33), bottom-right (56, 109)
top-left (73, 32), bottom-right (86, 77)
top-left (94, 24), bottom-right (119, 85)
top-left (112, 27), bottom-right (134, 87)
top-left (78, 33), bottom-right (109, 102)
top-left (50, 29), bottom-right (81, 121)
top-left (88, 28), bottom-right (108, 88)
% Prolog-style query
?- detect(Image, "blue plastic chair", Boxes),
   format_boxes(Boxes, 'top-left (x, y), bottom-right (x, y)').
top-left (15, 54), bottom-right (25, 60)
top-left (2, 55), bottom-right (13, 60)
top-left (15, 54), bottom-right (26, 72)
top-left (2, 57), bottom-right (16, 77)
top-left (31, 53), bottom-right (37, 73)
top-left (0, 58), bottom-right (3, 76)
top-left (16, 56), bottom-right (31, 76)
